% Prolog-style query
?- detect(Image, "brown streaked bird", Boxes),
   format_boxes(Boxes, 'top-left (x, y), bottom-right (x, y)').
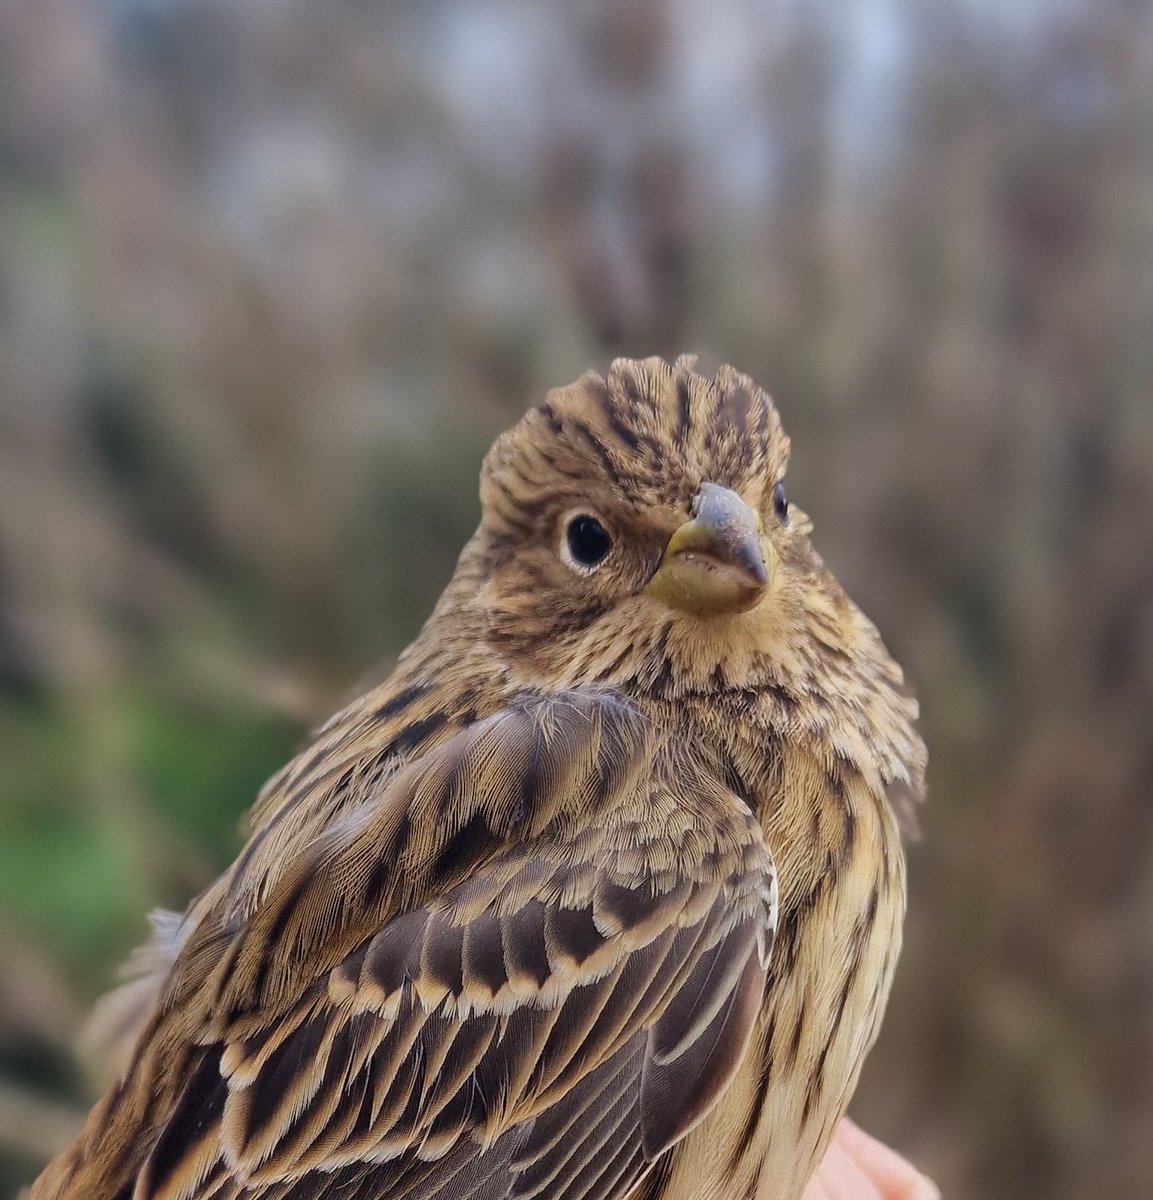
top-left (33, 356), bottom-right (926, 1200)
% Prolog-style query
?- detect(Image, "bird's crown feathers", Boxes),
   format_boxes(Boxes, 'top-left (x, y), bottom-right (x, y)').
top-left (481, 355), bottom-right (790, 532)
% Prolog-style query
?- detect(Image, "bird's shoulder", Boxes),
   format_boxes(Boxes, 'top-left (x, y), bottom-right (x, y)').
top-left (184, 687), bottom-right (772, 1020)
top-left (77, 687), bottom-right (779, 1200)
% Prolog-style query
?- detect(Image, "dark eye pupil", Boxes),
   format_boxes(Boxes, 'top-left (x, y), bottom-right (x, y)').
top-left (773, 482), bottom-right (789, 520)
top-left (566, 514), bottom-right (612, 568)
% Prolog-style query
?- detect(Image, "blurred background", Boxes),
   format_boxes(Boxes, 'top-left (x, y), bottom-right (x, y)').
top-left (1, 0), bottom-right (1151, 1195)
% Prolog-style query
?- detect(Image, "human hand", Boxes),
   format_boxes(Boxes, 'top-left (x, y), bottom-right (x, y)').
top-left (803, 1120), bottom-right (939, 1200)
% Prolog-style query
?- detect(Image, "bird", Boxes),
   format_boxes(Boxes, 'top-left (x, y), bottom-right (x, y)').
top-left (32, 355), bottom-right (926, 1200)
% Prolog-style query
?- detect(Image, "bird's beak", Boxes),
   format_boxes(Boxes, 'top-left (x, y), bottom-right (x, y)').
top-left (645, 483), bottom-right (770, 616)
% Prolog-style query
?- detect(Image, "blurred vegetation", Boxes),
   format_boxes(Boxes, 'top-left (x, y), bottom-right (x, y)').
top-left (2, 1), bottom-right (1152, 1196)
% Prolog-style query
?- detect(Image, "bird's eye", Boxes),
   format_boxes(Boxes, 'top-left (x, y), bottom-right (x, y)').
top-left (562, 513), bottom-right (613, 572)
top-left (772, 482), bottom-right (789, 522)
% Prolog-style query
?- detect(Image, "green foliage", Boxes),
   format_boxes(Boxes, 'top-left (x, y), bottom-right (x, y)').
top-left (0, 694), bottom-right (299, 989)
top-left (127, 693), bottom-right (300, 861)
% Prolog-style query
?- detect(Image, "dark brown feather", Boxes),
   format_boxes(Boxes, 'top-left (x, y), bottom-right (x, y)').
top-left (83, 694), bottom-right (773, 1200)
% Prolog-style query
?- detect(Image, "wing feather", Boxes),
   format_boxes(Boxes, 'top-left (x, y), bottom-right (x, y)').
top-left (120, 692), bottom-right (775, 1200)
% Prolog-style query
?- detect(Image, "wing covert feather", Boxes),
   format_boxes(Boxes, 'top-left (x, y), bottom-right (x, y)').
top-left (132, 691), bottom-right (777, 1200)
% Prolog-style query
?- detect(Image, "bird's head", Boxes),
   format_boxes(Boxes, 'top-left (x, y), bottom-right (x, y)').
top-left (470, 355), bottom-right (870, 698)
